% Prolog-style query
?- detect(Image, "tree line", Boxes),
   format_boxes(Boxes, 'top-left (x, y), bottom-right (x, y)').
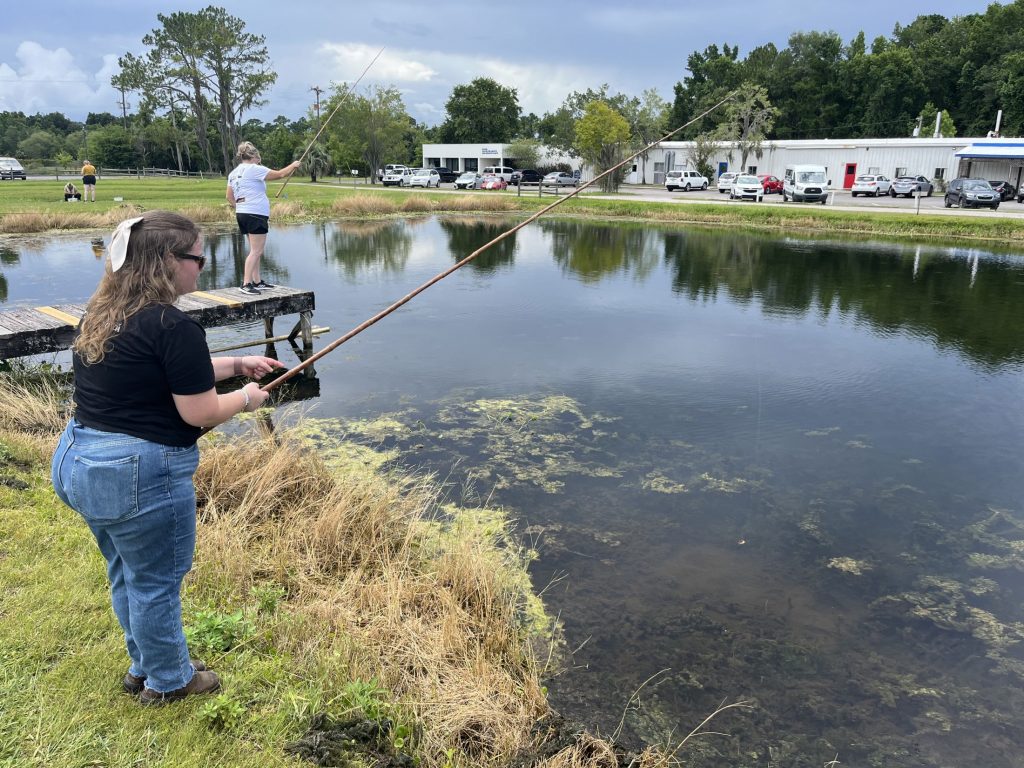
top-left (1, 2), bottom-right (1021, 186)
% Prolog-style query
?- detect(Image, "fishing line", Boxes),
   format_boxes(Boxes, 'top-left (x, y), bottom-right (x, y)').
top-left (260, 90), bottom-right (740, 395)
top-left (275, 46), bottom-right (386, 199)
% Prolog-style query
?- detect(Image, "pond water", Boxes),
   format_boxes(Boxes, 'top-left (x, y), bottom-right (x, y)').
top-left (4, 217), bottom-right (1024, 767)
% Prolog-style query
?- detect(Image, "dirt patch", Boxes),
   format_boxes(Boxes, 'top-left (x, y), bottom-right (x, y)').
top-left (284, 715), bottom-right (415, 767)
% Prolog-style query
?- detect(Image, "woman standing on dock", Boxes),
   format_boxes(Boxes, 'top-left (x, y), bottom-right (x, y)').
top-left (51, 210), bottom-right (284, 704)
top-left (226, 141), bottom-right (302, 295)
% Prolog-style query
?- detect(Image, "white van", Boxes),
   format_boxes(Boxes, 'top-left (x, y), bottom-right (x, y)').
top-left (783, 165), bottom-right (829, 204)
top-left (481, 166), bottom-right (516, 183)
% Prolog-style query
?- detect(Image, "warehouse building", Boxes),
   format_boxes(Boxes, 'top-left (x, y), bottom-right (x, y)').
top-left (424, 137), bottom-right (1024, 190)
top-left (632, 137), bottom-right (1024, 190)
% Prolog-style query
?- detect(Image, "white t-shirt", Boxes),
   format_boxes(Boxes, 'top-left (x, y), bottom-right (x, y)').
top-left (227, 163), bottom-right (271, 217)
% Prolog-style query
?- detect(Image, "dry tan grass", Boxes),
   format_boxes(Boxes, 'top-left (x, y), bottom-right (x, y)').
top-left (0, 205), bottom-right (151, 233)
top-left (536, 742), bottom-right (670, 768)
top-left (191, 426), bottom-right (551, 766)
top-left (270, 200), bottom-right (305, 217)
top-left (444, 195), bottom-right (519, 212)
top-left (177, 204), bottom-right (234, 224)
top-left (0, 377), bottom-right (70, 438)
top-left (331, 194), bottom-right (400, 216)
top-left (398, 196), bottom-right (437, 213)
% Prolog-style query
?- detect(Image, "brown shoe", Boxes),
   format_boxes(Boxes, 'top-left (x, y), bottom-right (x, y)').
top-left (123, 660), bottom-right (207, 695)
top-left (139, 670), bottom-right (220, 705)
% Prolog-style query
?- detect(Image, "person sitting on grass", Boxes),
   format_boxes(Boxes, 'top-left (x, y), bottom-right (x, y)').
top-left (64, 182), bottom-right (81, 201)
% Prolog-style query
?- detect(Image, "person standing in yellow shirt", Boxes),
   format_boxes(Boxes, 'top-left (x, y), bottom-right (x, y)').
top-left (81, 160), bottom-right (97, 202)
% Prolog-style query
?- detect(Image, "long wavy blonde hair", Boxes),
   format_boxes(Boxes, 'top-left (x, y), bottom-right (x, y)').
top-left (74, 210), bottom-right (200, 364)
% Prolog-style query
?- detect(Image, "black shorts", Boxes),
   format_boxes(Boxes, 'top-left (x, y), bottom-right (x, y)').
top-left (236, 213), bottom-right (269, 235)
top-left (82, 175), bottom-right (96, 185)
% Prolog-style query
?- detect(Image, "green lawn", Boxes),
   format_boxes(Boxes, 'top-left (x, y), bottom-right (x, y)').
top-left (0, 175), bottom-right (354, 214)
top-left (0, 442), bottom-right (314, 767)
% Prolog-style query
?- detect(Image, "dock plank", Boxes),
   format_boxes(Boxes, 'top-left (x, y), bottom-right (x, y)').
top-left (0, 286), bottom-right (315, 359)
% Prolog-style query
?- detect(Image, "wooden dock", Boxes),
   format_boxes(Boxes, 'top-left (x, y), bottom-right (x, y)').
top-left (0, 285), bottom-right (316, 360)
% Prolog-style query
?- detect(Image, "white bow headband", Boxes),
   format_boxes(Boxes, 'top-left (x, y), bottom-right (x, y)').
top-left (109, 216), bottom-right (144, 272)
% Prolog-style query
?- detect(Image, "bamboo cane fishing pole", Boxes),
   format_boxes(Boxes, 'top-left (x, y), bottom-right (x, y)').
top-left (261, 90), bottom-right (738, 394)
top-left (274, 46), bottom-right (386, 199)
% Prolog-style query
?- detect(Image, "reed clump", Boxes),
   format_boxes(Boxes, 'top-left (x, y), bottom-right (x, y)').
top-left (331, 194), bottom-right (401, 216)
top-left (445, 194), bottom-right (519, 212)
top-left (399, 196), bottom-right (437, 213)
top-left (270, 200), bottom-right (306, 218)
top-left (0, 205), bottom-right (149, 234)
top-left (178, 204), bottom-right (235, 223)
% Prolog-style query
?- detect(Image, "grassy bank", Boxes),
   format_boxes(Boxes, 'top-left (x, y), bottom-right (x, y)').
top-left (0, 370), bottom-right (673, 768)
top-left (1, 177), bottom-right (1023, 244)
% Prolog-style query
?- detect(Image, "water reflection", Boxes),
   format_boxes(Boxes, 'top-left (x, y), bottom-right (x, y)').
top-left (439, 217), bottom-right (518, 273)
top-left (321, 220), bottom-right (412, 276)
top-left (541, 219), bottom-right (660, 283)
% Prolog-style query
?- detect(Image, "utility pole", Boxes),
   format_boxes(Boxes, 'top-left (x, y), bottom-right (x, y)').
top-left (115, 85), bottom-right (131, 131)
top-left (310, 85), bottom-right (323, 131)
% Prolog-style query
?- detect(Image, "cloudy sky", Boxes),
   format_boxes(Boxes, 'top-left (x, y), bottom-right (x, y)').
top-left (0, 1), bottom-right (1002, 126)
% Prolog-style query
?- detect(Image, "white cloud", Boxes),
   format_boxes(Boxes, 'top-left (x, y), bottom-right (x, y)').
top-left (413, 102), bottom-right (442, 117)
top-left (317, 42), bottom-right (437, 83)
top-left (305, 42), bottom-right (598, 122)
top-left (0, 41), bottom-right (117, 118)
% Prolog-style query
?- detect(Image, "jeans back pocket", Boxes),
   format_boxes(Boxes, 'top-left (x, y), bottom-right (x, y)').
top-left (70, 454), bottom-right (141, 523)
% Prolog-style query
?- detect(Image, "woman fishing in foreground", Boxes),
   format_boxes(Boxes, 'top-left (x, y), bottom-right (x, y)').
top-left (51, 211), bottom-right (285, 704)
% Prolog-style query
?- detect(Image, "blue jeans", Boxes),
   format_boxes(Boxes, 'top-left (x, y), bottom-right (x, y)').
top-left (51, 420), bottom-right (200, 692)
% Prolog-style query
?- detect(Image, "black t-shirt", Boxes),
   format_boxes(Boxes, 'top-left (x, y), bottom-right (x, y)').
top-left (73, 304), bottom-right (215, 447)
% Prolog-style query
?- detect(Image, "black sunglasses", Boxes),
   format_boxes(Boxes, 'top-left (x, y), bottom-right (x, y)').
top-left (174, 252), bottom-right (206, 269)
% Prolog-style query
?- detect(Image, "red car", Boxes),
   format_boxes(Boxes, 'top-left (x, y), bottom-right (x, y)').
top-left (758, 174), bottom-right (783, 194)
top-left (480, 174), bottom-right (507, 190)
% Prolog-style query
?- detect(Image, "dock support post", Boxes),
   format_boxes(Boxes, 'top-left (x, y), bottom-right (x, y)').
top-left (287, 311), bottom-right (315, 350)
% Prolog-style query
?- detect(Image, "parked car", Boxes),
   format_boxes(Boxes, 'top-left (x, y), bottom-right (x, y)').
top-left (890, 175), bottom-right (934, 197)
top-left (455, 172), bottom-right (481, 189)
top-left (987, 180), bottom-right (1017, 201)
top-left (850, 174), bottom-right (892, 197)
top-left (1017, 186), bottom-right (1024, 204)
top-left (730, 174), bottom-right (764, 202)
top-left (408, 168), bottom-right (441, 188)
top-left (382, 167), bottom-right (410, 186)
top-left (431, 167), bottom-right (458, 183)
top-left (512, 169), bottom-right (543, 185)
top-left (542, 171), bottom-right (577, 187)
top-left (758, 174), bottom-right (783, 194)
top-left (480, 174), bottom-right (507, 190)
top-left (378, 163), bottom-right (408, 182)
top-left (665, 170), bottom-right (709, 191)
top-left (0, 157), bottom-right (26, 180)
top-left (717, 172), bottom-right (738, 194)
top-left (944, 178), bottom-right (999, 210)
top-left (481, 166), bottom-right (516, 183)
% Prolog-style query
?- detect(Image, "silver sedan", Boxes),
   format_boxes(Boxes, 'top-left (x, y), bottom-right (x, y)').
top-left (542, 172), bottom-right (578, 187)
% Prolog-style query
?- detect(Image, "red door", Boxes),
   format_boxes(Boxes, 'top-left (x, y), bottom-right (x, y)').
top-left (843, 163), bottom-right (857, 189)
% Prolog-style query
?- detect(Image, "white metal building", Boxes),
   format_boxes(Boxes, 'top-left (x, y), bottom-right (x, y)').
top-left (631, 137), bottom-right (1024, 189)
top-left (421, 143), bottom-right (581, 175)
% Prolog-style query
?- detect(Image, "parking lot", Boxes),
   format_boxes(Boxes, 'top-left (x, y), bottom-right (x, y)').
top-left (613, 184), bottom-right (1024, 217)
